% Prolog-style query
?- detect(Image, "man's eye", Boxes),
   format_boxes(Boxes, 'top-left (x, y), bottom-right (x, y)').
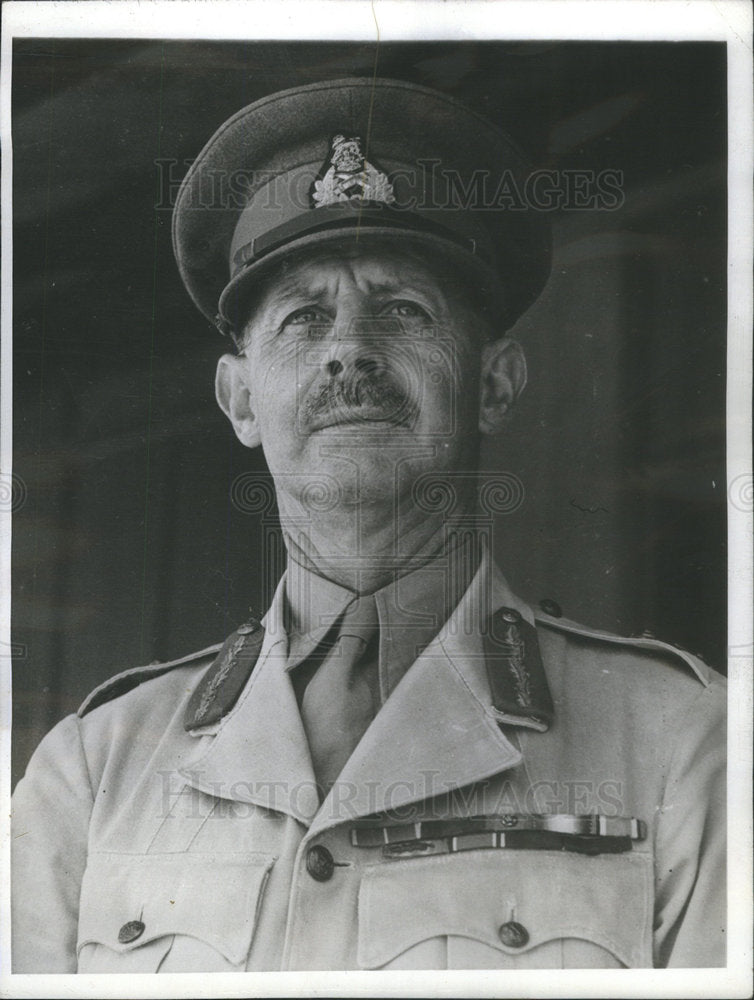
top-left (383, 301), bottom-right (432, 322)
top-left (282, 307), bottom-right (330, 327)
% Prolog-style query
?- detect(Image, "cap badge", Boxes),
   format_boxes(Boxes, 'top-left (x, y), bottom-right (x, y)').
top-left (311, 134), bottom-right (396, 208)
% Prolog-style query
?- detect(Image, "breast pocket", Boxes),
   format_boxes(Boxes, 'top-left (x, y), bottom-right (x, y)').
top-left (358, 850), bottom-right (653, 969)
top-left (76, 852), bottom-right (274, 972)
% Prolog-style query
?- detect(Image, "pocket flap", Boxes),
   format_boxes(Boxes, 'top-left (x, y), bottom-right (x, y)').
top-left (77, 852), bottom-right (274, 965)
top-left (358, 850), bottom-right (652, 968)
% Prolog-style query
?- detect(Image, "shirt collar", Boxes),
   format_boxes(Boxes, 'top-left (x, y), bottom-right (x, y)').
top-left (283, 534), bottom-right (479, 701)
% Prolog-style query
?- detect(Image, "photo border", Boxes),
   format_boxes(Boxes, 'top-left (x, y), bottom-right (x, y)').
top-left (1, 2), bottom-right (751, 997)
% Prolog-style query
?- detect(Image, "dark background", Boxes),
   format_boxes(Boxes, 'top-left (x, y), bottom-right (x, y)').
top-left (11, 40), bottom-right (727, 787)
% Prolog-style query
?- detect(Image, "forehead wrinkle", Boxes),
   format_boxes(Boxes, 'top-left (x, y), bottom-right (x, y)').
top-left (264, 272), bottom-right (331, 308)
top-left (292, 250), bottom-right (448, 293)
top-left (343, 254), bottom-right (448, 299)
top-left (269, 260), bottom-right (358, 303)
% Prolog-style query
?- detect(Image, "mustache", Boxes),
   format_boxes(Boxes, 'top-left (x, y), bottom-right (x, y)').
top-left (302, 363), bottom-right (416, 428)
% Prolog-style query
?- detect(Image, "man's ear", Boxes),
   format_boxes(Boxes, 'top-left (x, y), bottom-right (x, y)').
top-left (478, 337), bottom-right (527, 435)
top-left (215, 354), bottom-right (262, 448)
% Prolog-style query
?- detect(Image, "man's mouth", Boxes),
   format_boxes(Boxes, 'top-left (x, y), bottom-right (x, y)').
top-left (308, 404), bottom-right (411, 432)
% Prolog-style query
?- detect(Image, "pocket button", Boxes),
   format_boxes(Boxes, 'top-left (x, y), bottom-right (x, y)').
top-left (118, 920), bottom-right (146, 944)
top-left (498, 920), bottom-right (529, 948)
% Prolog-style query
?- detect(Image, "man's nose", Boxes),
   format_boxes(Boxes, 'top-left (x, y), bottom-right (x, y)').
top-left (322, 312), bottom-right (399, 379)
top-left (325, 354), bottom-right (385, 378)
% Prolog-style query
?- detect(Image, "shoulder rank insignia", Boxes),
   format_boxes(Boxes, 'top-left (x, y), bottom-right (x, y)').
top-left (311, 134), bottom-right (396, 208)
top-left (78, 643), bottom-right (223, 718)
top-left (484, 606), bottom-right (554, 732)
top-left (184, 618), bottom-right (265, 730)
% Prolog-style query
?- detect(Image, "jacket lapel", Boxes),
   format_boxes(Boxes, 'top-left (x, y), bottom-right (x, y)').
top-left (179, 577), bottom-right (320, 825)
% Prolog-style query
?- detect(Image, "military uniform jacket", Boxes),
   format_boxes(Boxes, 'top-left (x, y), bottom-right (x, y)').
top-left (11, 562), bottom-right (726, 972)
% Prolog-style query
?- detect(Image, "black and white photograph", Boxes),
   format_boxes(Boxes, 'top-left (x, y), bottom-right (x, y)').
top-left (1, 0), bottom-right (751, 995)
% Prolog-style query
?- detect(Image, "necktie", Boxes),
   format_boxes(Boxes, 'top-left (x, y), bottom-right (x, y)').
top-left (300, 594), bottom-right (379, 794)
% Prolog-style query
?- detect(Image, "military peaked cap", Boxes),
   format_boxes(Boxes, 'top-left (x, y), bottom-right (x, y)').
top-left (172, 77), bottom-right (551, 336)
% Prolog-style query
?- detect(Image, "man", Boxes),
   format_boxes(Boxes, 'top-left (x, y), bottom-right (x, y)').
top-left (12, 77), bottom-right (725, 971)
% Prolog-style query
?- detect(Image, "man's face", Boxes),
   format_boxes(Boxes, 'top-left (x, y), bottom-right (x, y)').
top-left (218, 242), bottom-right (506, 510)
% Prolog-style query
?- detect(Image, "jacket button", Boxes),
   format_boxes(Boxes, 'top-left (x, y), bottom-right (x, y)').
top-left (306, 844), bottom-right (335, 882)
top-left (539, 598), bottom-right (562, 618)
top-left (118, 920), bottom-right (145, 944)
top-left (498, 921), bottom-right (529, 948)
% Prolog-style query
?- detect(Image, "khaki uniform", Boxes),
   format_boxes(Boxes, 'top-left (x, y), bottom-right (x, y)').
top-left (11, 559), bottom-right (725, 971)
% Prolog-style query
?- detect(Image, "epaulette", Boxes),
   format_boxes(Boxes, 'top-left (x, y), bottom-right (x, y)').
top-left (78, 643), bottom-right (223, 718)
top-left (533, 599), bottom-right (713, 687)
